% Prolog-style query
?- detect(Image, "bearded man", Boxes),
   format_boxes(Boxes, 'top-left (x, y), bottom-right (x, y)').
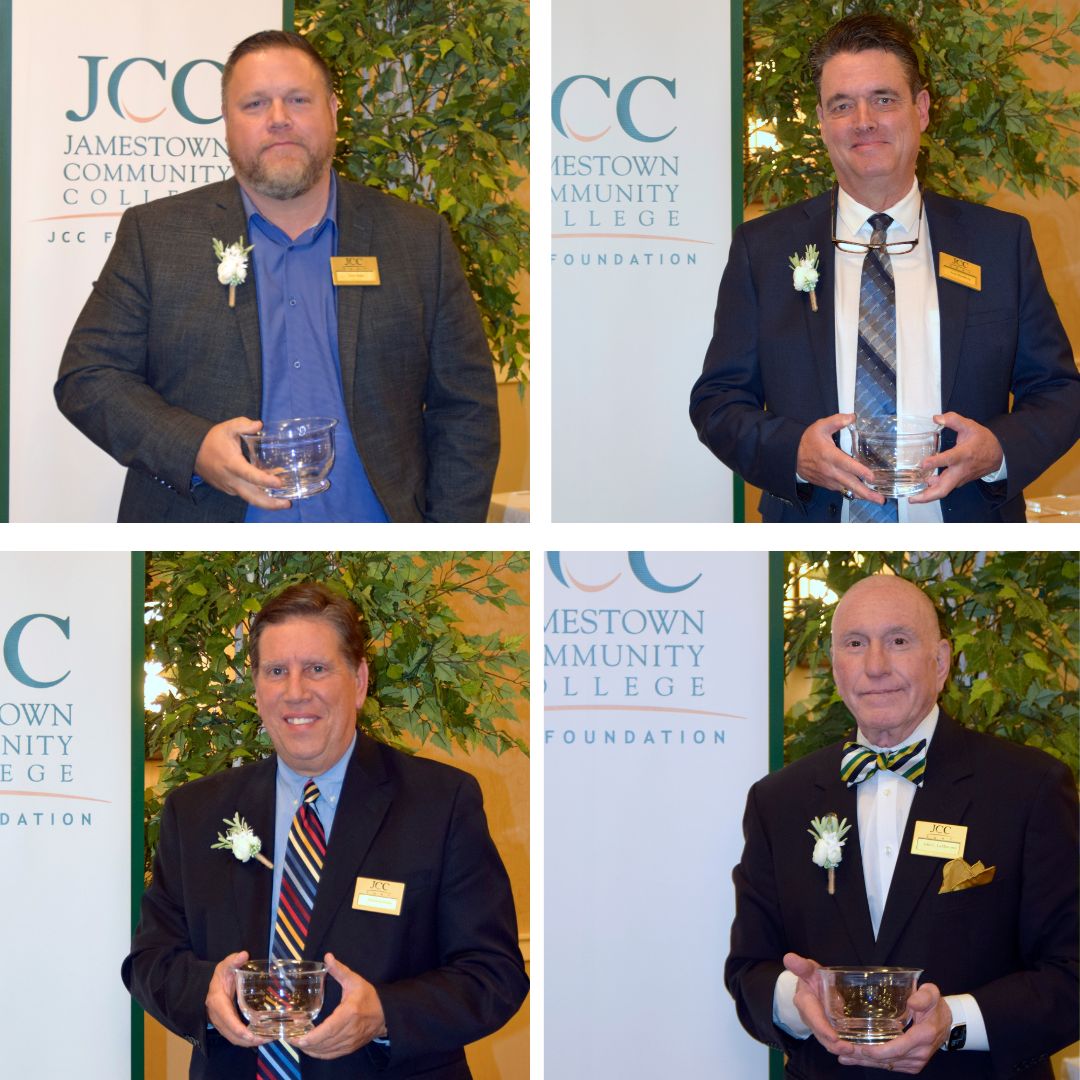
top-left (56, 30), bottom-right (499, 523)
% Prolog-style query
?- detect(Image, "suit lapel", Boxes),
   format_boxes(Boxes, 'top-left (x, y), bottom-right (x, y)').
top-left (228, 755), bottom-right (277, 957)
top-left (812, 746), bottom-right (877, 962)
top-left (873, 713), bottom-right (975, 961)
top-left (802, 191), bottom-right (839, 415)
top-left (924, 192), bottom-right (970, 412)
top-left (306, 733), bottom-right (394, 959)
top-left (212, 180), bottom-right (263, 397)
top-left (334, 184), bottom-right (376, 410)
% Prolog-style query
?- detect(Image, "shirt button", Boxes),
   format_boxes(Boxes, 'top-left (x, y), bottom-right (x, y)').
top-left (293, 360), bottom-right (301, 369)
top-left (885, 845), bottom-right (894, 856)
top-left (883, 788), bottom-right (891, 798)
top-left (289, 298), bottom-right (297, 306)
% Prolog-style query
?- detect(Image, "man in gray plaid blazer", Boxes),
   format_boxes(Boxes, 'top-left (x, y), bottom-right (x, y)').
top-left (56, 30), bottom-right (498, 523)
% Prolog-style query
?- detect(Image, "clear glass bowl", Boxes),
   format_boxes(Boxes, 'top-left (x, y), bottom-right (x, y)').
top-left (234, 959), bottom-right (326, 1038)
top-left (240, 417), bottom-right (338, 499)
top-left (849, 415), bottom-right (942, 496)
top-left (820, 966), bottom-right (922, 1043)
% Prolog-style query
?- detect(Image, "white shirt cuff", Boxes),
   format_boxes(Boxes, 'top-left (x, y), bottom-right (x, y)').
top-left (773, 969), bottom-right (812, 1039)
top-left (943, 993), bottom-right (989, 1051)
top-left (980, 452), bottom-right (1007, 483)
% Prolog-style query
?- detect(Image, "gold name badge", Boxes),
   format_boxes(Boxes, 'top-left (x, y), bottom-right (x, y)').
top-left (938, 252), bottom-right (981, 291)
top-left (352, 876), bottom-right (405, 916)
top-left (331, 256), bottom-right (381, 286)
top-left (910, 819), bottom-right (968, 859)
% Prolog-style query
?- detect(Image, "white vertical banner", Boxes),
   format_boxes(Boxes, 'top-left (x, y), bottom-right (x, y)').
top-left (551, 1), bottom-right (733, 521)
top-left (8, 0), bottom-right (280, 521)
top-left (0, 553), bottom-right (133, 1077)
top-left (544, 552), bottom-right (770, 1077)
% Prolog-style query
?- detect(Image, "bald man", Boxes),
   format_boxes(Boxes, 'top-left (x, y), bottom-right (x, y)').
top-left (725, 575), bottom-right (1078, 1078)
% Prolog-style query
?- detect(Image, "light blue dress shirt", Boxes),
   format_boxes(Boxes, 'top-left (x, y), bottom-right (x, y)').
top-left (269, 733), bottom-right (355, 957)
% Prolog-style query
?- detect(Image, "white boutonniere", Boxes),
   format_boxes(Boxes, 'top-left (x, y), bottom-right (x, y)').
top-left (212, 235), bottom-right (254, 308)
top-left (211, 811), bottom-right (273, 868)
top-left (808, 812), bottom-right (851, 895)
top-left (789, 243), bottom-right (820, 312)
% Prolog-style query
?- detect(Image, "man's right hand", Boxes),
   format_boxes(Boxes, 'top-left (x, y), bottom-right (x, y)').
top-left (795, 413), bottom-right (884, 503)
top-left (784, 952), bottom-right (855, 1058)
top-left (194, 418), bottom-right (292, 510)
top-left (205, 950), bottom-right (273, 1048)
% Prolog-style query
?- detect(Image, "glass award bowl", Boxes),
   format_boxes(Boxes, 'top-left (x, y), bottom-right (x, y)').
top-left (234, 959), bottom-right (326, 1038)
top-left (240, 417), bottom-right (338, 499)
top-left (849, 415), bottom-right (942, 496)
top-left (820, 966), bottom-right (922, 1043)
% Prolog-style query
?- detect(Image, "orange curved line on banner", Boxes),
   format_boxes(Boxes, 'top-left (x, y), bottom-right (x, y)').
top-left (564, 569), bottom-right (621, 592)
top-left (31, 212), bottom-right (124, 221)
top-left (0, 790), bottom-right (113, 804)
top-left (545, 705), bottom-right (746, 719)
top-left (551, 233), bottom-right (713, 244)
top-left (566, 123), bottom-right (611, 142)
top-left (122, 102), bottom-right (167, 123)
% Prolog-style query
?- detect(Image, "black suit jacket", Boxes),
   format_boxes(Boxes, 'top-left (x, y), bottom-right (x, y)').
top-left (690, 189), bottom-right (1080, 522)
top-left (725, 713), bottom-right (1079, 1078)
top-left (123, 733), bottom-right (528, 1079)
top-left (56, 178), bottom-right (499, 523)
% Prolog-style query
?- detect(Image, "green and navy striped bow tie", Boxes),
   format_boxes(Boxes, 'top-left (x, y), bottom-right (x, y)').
top-left (841, 739), bottom-right (928, 787)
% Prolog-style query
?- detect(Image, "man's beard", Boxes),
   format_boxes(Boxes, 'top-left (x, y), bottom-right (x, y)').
top-left (230, 140), bottom-right (333, 201)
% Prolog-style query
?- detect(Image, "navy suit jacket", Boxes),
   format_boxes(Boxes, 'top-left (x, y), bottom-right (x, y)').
top-left (690, 189), bottom-right (1080, 522)
top-left (56, 178), bottom-right (499, 523)
top-left (725, 713), bottom-right (1079, 1078)
top-left (122, 733), bottom-right (528, 1079)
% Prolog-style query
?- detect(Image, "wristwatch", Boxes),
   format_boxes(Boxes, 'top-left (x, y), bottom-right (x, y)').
top-left (943, 1023), bottom-right (967, 1052)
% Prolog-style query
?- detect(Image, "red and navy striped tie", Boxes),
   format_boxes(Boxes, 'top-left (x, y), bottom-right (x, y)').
top-left (257, 779), bottom-right (325, 1079)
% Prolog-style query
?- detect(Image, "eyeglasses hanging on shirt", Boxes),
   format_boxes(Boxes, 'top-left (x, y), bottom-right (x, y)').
top-left (830, 187), bottom-right (923, 256)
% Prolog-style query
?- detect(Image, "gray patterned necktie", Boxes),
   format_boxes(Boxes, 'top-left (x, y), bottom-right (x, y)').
top-left (850, 212), bottom-right (899, 523)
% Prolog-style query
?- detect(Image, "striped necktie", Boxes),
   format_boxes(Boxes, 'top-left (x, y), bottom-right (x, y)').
top-left (840, 739), bottom-right (928, 787)
top-left (257, 779), bottom-right (325, 1080)
top-left (850, 212), bottom-right (899, 523)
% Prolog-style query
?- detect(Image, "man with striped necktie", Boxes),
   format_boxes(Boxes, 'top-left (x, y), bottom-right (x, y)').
top-left (123, 583), bottom-right (528, 1078)
top-left (690, 13), bottom-right (1080, 523)
top-left (725, 575), bottom-right (1078, 1077)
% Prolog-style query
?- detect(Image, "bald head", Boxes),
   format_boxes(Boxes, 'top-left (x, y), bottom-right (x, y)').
top-left (830, 575), bottom-right (951, 747)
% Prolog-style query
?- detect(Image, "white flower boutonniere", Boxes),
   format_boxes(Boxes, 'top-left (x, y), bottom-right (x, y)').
top-left (211, 811), bottom-right (273, 869)
top-left (808, 812), bottom-right (851, 895)
top-left (789, 243), bottom-right (821, 312)
top-left (212, 235), bottom-right (254, 308)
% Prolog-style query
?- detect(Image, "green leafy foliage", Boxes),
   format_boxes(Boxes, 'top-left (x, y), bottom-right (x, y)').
top-left (142, 551), bottom-right (529, 875)
top-left (296, 1), bottom-right (530, 381)
top-left (745, 0), bottom-right (1080, 207)
top-left (784, 552), bottom-right (1078, 778)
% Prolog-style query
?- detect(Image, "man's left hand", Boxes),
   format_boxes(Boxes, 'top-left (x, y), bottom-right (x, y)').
top-left (907, 412), bottom-right (1003, 503)
top-left (290, 953), bottom-right (387, 1060)
top-left (837, 983), bottom-right (952, 1074)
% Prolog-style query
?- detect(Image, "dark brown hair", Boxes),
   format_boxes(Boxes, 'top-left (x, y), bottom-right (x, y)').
top-left (221, 29), bottom-right (334, 102)
top-left (249, 582), bottom-right (368, 672)
top-left (808, 13), bottom-right (925, 100)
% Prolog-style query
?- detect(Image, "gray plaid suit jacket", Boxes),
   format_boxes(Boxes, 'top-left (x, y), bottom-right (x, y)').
top-left (56, 178), bottom-right (499, 522)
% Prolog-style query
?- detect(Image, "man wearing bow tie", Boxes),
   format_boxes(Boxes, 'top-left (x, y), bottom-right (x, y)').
top-left (690, 13), bottom-right (1080, 523)
top-left (725, 575), bottom-right (1078, 1077)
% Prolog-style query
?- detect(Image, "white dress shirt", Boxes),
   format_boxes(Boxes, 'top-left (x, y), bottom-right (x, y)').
top-left (833, 180), bottom-right (942, 522)
top-left (829, 180), bottom-right (1007, 521)
top-left (772, 707), bottom-right (988, 1051)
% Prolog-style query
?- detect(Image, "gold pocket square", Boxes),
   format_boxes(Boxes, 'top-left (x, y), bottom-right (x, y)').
top-left (940, 856), bottom-right (996, 894)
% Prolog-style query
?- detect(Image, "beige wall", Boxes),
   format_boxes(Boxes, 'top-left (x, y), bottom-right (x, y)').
top-left (142, 558), bottom-right (530, 1079)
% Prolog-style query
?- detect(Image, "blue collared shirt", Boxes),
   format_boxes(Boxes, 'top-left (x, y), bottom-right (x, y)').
top-left (269, 732), bottom-right (356, 956)
top-left (241, 176), bottom-right (388, 522)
